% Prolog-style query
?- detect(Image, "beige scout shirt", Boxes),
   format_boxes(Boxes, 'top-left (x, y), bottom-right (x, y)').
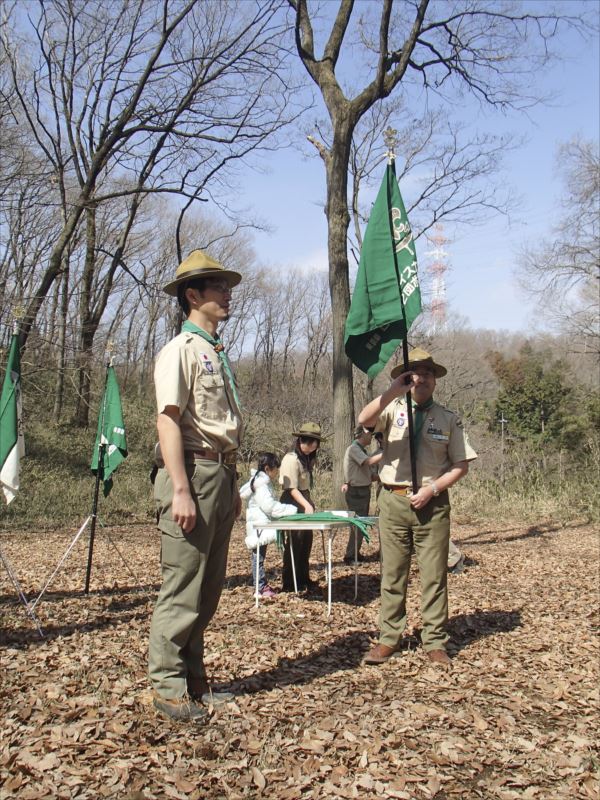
top-left (343, 441), bottom-right (373, 487)
top-left (279, 452), bottom-right (311, 492)
top-left (376, 398), bottom-right (476, 488)
top-left (154, 331), bottom-right (243, 453)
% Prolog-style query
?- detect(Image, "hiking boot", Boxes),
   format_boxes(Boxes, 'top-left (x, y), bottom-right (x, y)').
top-left (187, 678), bottom-right (235, 707)
top-left (448, 555), bottom-right (465, 574)
top-left (362, 643), bottom-right (399, 664)
top-left (344, 553), bottom-right (365, 564)
top-left (153, 692), bottom-right (208, 722)
top-left (426, 649), bottom-right (452, 667)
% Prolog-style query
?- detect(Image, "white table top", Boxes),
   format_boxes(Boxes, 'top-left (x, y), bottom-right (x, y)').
top-left (258, 519), bottom-right (352, 531)
top-left (258, 514), bottom-right (378, 531)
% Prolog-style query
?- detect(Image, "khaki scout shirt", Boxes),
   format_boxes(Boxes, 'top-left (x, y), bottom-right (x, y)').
top-left (343, 441), bottom-right (373, 487)
top-left (279, 452), bottom-right (311, 492)
top-left (154, 331), bottom-right (243, 453)
top-left (376, 398), bottom-right (476, 487)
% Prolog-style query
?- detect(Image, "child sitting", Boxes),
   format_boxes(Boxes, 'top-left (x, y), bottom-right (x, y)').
top-left (239, 452), bottom-right (298, 598)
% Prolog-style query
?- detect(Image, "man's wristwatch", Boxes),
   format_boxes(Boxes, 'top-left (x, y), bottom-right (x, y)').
top-left (430, 481), bottom-right (440, 497)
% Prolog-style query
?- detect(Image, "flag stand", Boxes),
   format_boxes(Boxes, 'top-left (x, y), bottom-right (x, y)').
top-left (0, 543), bottom-right (44, 637)
top-left (84, 439), bottom-right (105, 594)
top-left (30, 361), bottom-right (137, 615)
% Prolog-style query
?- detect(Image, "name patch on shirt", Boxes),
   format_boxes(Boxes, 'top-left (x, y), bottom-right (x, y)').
top-left (427, 425), bottom-right (449, 441)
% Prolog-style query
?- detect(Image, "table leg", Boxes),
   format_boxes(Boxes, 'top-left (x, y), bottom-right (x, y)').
top-left (353, 526), bottom-right (358, 600)
top-left (255, 536), bottom-right (260, 608)
top-left (288, 533), bottom-right (298, 593)
top-left (327, 532), bottom-right (332, 616)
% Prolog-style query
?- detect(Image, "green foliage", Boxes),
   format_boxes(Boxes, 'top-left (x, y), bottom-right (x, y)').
top-left (487, 344), bottom-right (569, 444)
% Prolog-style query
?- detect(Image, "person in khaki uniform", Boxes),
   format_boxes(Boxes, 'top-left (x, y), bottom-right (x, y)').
top-left (148, 250), bottom-right (244, 721)
top-left (341, 426), bottom-right (382, 563)
top-left (359, 348), bottom-right (477, 667)
top-left (279, 423), bottom-right (322, 592)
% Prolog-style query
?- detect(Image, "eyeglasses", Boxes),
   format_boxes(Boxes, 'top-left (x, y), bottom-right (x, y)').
top-left (205, 280), bottom-right (232, 294)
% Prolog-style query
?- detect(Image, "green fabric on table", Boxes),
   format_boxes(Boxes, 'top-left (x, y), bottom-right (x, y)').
top-left (276, 513), bottom-right (376, 548)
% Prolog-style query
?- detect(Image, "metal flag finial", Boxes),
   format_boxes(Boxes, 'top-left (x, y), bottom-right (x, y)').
top-left (12, 305), bottom-right (25, 335)
top-left (383, 126), bottom-right (398, 164)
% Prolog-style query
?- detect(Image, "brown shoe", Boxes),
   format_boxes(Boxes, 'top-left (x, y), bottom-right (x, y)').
top-left (187, 678), bottom-right (234, 707)
top-left (426, 649), bottom-right (452, 666)
top-left (153, 692), bottom-right (208, 722)
top-left (362, 643), bottom-right (399, 664)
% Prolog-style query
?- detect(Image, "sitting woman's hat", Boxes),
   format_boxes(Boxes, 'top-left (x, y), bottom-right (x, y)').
top-left (390, 347), bottom-right (447, 379)
top-left (292, 422), bottom-right (326, 441)
top-left (163, 249), bottom-right (242, 296)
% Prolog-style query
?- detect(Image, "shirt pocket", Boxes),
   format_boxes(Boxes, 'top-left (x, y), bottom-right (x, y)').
top-left (424, 431), bottom-right (450, 457)
top-left (194, 373), bottom-right (225, 418)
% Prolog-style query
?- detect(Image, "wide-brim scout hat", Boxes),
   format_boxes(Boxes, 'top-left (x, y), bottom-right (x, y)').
top-left (354, 425), bottom-right (371, 438)
top-left (163, 249), bottom-right (242, 296)
top-left (390, 347), bottom-right (447, 379)
top-left (292, 422), bottom-right (326, 442)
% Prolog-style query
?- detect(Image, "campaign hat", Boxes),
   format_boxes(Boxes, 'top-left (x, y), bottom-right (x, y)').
top-left (390, 347), bottom-right (447, 379)
top-left (163, 249), bottom-right (242, 296)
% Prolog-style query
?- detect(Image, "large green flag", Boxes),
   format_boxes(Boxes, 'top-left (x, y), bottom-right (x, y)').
top-left (344, 163), bottom-right (422, 378)
top-left (0, 334), bottom-right (25, 504)
top-left (90, 367), bottom-right (127, 497)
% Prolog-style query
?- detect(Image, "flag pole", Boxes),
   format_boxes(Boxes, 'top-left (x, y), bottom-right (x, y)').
top-left (84, 344), bottom-right (113, 594)
top-left (384, 128), bottom-right (419, 493)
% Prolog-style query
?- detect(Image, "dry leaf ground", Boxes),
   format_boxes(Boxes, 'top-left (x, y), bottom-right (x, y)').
top-left (1, 520), bottom-right (598, 799)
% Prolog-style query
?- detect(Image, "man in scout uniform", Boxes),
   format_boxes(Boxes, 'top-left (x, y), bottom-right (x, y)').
top-left (341, 426), bottom-right (382, 563)
top-left (148, 250), bottom-right (244, 721)
top-left (358, 348), bottom-right (477, 667)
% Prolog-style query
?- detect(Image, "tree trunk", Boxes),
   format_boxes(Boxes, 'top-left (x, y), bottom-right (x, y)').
top-left (74, 207), bottom-right (97, 428)
top-left (326, 130), bottom-right (355, 508)
top-left (52, 262), bottom-right (70, 423)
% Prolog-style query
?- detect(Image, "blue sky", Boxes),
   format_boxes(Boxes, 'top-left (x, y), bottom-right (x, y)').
top-left (238, 12), bottom-right (599, 334)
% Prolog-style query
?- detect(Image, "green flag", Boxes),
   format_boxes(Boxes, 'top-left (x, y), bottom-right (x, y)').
top-left (90, 366), bottom-right (127, 497)
top-left (344, 163), bottom-right (422, 378)
top-left (0, 334), bottom-right (25, 504)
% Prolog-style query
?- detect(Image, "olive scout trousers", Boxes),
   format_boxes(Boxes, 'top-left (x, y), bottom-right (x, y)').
top-left (378, 487), bottom-right (450, 652)
top-left (149, 459), bottom-right (237, 699)
top-left (344, 484), bottom-right (371, 559)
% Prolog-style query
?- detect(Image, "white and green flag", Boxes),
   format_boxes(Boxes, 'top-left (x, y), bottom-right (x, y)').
top-left (0, 335), bottom-right (25, 504)
top-left (90, 367), bottom-right (128, 497)
top-left (345, 163), bottom-right (422, 378)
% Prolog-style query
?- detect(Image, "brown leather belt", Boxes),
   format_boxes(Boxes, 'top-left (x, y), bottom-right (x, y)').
top-left (186, 449), bottom-right (237, 466)
top-left (382, 484), bottom-right (412, 496)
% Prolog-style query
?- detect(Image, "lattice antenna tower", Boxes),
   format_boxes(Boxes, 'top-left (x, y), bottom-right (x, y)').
top-left (424, 224), bottom-right (450, 334)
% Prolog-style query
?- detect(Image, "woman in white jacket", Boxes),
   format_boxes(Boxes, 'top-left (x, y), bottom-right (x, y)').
top-left (239, 453), bottom-right (297, 598)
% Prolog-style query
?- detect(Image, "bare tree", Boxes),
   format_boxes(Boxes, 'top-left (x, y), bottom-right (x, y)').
top-left (2, 0), bottom-right (298, 358)
top-left (519, 137), bottom-right (599, 355)
top-left (287, 0), bottom-right (589, 503)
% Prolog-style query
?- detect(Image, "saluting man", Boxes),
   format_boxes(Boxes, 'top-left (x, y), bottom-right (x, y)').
top-left (149, 250), bottom-right (243, 721)
top-left (358, 348), bottom-right (477, 667)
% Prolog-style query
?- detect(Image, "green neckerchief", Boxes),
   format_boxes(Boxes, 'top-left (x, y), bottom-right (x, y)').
top-left (413, 396), bottom-right (434, 455)
top-left (182, 320), bottom-right (241, 409)
top-left (352, 439), bottom-right (368, 455)
top-left (276, 512), bottom-right (376, 550)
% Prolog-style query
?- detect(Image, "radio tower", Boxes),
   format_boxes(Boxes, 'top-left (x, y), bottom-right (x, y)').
top-left (425, 224), bottom-right (450, 334)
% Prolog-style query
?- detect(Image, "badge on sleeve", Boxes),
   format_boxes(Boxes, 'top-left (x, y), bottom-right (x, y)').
top-left (201, 353), bottom-right (214, 374)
